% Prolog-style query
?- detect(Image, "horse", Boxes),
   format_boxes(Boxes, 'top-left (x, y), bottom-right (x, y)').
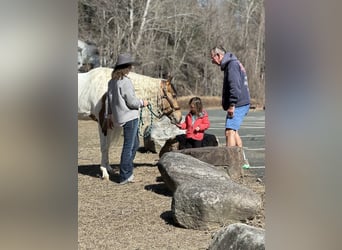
top-left (78, 67), bottom-right (182, 180)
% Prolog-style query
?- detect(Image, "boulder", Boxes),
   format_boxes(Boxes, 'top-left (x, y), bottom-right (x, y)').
top-left (157, 152), bottom-right (229, 193)
top-left (208, 223), bottom-right (265, 250)
top-left (159, 133), bottom-right (219, 157)
top-left (172, 180), bottom-right (262, 230)
top-left (178, 146), bottom-right (245, 179)
top-left (143, 117), bottom-right (184, 153)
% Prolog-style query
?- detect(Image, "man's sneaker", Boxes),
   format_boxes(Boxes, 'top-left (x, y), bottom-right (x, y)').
top-left (241, 150), bottom-right (250, 169)
top-left (242, 160), bottom-right (250, 169)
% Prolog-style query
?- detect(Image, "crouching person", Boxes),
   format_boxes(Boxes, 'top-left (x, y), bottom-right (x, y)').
top-left (176, 97), bottom-right (210, 148)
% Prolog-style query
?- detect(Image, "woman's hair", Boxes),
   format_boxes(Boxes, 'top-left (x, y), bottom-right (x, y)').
top-left (111, 64), bottom-right (132, 80)
top-left (189, 96), bottom-right (203, 115)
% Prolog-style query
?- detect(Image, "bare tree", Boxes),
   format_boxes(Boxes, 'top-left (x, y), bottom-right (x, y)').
top-left (78, 0), bottom-right (265, 106)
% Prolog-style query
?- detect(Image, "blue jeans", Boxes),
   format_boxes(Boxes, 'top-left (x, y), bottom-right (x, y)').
top-left (120, 118), bottom-right (139, 182)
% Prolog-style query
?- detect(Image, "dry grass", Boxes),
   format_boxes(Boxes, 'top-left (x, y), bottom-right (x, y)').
top-left (78, 120), bottom-right (265, 249)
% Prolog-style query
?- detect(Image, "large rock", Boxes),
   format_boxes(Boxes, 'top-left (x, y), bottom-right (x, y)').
top-left (159, 136), bottom-right (180, 157)
top-left (208, 223), bottom-right (265, 250)
top-left (143, 117), bottom-right (184, 153)
top-left (157, 152), bottom-right (229, 193)
top-left (178, 146), bottom-right (245, 179)
top-left (175, 133), bottom-right (219, 150)
top-left (172, 180), bottom-right (262, 230)
top-left (159, 133), bottom-right (219, 157)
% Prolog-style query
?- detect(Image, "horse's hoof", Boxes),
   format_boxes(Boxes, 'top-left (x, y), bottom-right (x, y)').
top-left (107, 167), bottom-right (115, 175)
top-left (100, 166), bottom-right (110, 180)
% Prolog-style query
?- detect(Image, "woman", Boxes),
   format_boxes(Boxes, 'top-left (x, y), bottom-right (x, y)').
top-left (107, 53), bottom-right (148, 184)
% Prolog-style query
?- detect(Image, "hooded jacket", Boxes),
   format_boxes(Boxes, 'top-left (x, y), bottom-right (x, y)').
top-left (178, 110), bottom-right (210, 141)
top-left (220, 52), bottom-right (250, 110)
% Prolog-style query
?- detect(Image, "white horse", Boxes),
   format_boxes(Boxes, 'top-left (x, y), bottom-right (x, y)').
top-left (78, 67), bottom-right (182, 180)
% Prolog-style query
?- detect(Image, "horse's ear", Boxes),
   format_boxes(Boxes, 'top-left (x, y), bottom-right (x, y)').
top-left (167, 74), bottom-right (173, 83)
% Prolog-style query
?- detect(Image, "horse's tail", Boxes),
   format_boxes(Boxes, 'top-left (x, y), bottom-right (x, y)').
top-left (88, 93), bottom-right (108, 135)
top-left (89, 114), bottom-right (98, 121)
top-left (88, 93), bottom-right (107, 123)
top-left (98, 93), bottom-right (109, 136)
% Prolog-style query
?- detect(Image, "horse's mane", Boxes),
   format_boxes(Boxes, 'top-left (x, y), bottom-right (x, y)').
top-left (127, 72), bottom-right (161, 101)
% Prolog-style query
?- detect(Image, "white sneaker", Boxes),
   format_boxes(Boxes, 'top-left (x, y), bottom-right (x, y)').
top-left (120, 174), bottom-right (135, 185)
top-left (128, 174), bottom-right (135, 182)
top-left (119, 179), bottom-right (128, 185)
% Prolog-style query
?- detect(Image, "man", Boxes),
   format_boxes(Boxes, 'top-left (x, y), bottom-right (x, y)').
top-left (211, 46), bottom-right (250, 169)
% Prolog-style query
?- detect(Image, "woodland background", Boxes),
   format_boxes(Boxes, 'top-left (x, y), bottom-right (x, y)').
top-left (78, 0), bottom-right (265, 107)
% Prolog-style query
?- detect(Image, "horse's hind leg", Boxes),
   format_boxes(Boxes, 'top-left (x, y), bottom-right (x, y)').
top-left (98, 124), bottom-right (113, 180)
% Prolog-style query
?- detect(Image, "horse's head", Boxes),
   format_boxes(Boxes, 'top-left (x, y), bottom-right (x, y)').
top-left (158, 76), bottom-right (182, 124)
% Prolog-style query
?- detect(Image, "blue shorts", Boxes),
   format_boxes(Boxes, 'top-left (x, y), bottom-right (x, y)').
top-left (225, 104), bottom-right (250, 130)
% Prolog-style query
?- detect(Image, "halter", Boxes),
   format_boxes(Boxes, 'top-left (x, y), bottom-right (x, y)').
top-left (158, 80), bottom-right (181, 117)
top-left (138, 80), bottom-right (181, 137)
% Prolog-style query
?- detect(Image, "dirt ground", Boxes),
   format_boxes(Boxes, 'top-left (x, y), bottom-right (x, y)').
top-left (78, 120), bottom-right (265, 250)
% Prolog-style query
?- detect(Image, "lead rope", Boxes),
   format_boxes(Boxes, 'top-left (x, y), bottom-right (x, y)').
top-left (138, 103), bottom-right (162, 137)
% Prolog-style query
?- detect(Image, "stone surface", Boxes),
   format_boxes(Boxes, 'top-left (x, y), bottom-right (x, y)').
top-left (158, 152), bottom-right (262, 230)
top-left (157, 152), bottom-right (230, 193)
top-left (208, 223), bottom-right (265, 250)
top-left (143, 117), bottom-right (184, 153)
top-left (178, 146), bottom-right (245, 179)
top-left (172, 180), bottom-right (262, 230)
top-left (159, 133), bottom-right (219, 157)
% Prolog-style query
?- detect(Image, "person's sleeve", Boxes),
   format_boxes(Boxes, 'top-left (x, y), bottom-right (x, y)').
top-left (227, 62), bottom-right (242, 105)
top-left (199, 112), bottom-right (210, 130)
top-left (120, 79), bottom-right (142, 109)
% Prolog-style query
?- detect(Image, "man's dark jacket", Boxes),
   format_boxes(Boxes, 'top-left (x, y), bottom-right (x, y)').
top-left (220, 52), bottom-right (250, 110)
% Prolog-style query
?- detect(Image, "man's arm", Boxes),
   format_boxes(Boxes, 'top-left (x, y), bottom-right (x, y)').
top-left (227, 61), bottom-right (242, 106)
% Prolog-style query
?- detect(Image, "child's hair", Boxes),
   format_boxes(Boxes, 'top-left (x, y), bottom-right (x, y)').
top-left (189, 97), bottom-right (203, 115)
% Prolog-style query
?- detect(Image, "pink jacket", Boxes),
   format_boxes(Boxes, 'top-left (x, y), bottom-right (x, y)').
top-left (178, 110), bottom-right (210, 140)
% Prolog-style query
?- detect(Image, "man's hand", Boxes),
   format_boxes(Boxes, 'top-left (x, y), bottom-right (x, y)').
top-left (227, 105), bottom-right (235, 118)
